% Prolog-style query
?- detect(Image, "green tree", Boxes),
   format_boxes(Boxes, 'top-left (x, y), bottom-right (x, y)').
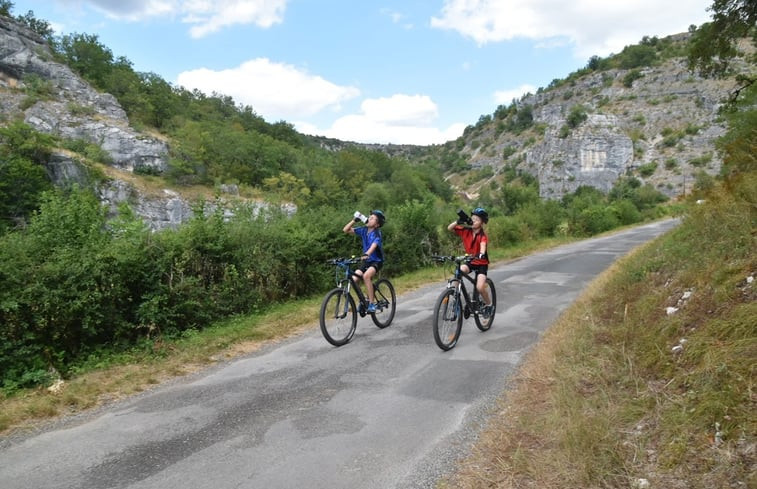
top-left (688, 0), bottom-right (757, 80)
top-left (15, 9), bottom-right (54, 40)
top-left (512, 104), bottom-right (534, 132)
top-left (55, 33), bottom-right (114, 89)
top-left (0, 122), bottom-right (55, 232)
top-left (716, 88), bottom-right (757, 177)
top-left (138, 72), bottom-right (179, 130)
top-left (616, 43), bottom-right (658, 69)
top-left (0, 1), bottom-right (13, 17)
top-left (688, 0), bottom-right (756, 178)
top-left (566, 105), bottom-right (588, 128)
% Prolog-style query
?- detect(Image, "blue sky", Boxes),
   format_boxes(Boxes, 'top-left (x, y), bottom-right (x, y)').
top-left (10, 1), bottom-right (713, 145)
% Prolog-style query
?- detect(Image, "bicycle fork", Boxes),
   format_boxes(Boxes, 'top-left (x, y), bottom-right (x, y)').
top-left (335, 280), bottom-right (352, 319)
top-left (445, 279), bottom-right (464, 321)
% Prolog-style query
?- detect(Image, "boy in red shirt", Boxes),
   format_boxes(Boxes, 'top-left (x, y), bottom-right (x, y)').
top-left (447, 207), bottom-right (493, 317)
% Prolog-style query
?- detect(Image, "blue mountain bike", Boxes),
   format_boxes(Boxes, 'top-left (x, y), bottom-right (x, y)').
top-left (319, 257), bottom-right (397, 346)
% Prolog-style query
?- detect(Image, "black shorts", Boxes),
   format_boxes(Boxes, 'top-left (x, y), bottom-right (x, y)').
top-left (358, 261), bottom-right (382, 273)
top-left (470, 263), bottom-right (488, 277)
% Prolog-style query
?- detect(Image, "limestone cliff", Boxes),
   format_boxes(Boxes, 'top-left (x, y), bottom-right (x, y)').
top-left (456, 36), bottom-right (740, 200)
top-left (0, 16), bottom-right (192, 229)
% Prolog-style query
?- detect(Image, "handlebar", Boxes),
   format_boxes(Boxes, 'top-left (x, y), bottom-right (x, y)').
top-left (431, 254), bottom-right (473, 264)
top-left (327, 257), bottom-right (362, 266)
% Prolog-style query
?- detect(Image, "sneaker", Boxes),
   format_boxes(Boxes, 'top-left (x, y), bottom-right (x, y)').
top-left (366, 302), bottom-right (377, 313)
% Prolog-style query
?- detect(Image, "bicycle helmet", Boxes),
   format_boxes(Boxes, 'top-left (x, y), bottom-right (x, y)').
top-left (471, 207), bottom-right (489, 223)
top-left (371, 209), bottom-right (386, 227)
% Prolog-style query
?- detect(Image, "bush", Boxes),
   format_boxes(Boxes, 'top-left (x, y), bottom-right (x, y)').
top-left (486, 215), bottom-right (525, 248)
top-left (574, 205), bottom-right (620, 235)
top-left (622, 69), bottom-right (644, 87)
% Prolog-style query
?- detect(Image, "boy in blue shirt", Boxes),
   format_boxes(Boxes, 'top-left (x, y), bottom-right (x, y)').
top-left (343, 210), bottom-right (386, 312)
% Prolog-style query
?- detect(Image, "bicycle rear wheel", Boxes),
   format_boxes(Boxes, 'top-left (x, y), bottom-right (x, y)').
top-left (371, 278), bottom-right (396, 328)
top-left (433, 288), bottom-right (462, 351)
top-left (473, 278), bottom-right (497, 331)
top-left (320, 288), bottom-right (357, 346)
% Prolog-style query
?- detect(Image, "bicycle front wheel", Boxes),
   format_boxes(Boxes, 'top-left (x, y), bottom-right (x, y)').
top-left (371, 278), bottom-right (396, 328)
top-left (433, 288), bottom-right (463, 351)
top-left (473, 278), bottom-right (497, 331)
top-left (320, 288), bottom-right (357, 346)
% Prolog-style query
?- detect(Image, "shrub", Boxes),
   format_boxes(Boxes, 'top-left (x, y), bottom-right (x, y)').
top-left (638, 162), bottom-right (658, 177)
top-left (622, 69), bottom-right (644, 87)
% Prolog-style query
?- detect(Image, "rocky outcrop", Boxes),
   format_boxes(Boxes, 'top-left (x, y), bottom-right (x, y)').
top-left (528, 113), bottom-right (634, 199)
top-left (0, 16), bottom-right (196, 229)
top-left (0, 16), bottom-right (169, 173)
top-left (0, 16), bottom-right (306, 231)
top-left (459, 40), bottom-right (734, 199)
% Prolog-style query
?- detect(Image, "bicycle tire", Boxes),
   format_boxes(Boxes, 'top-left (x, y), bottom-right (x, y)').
top-left (320, 288), bottom-right (357, 346)
top-left (433, 288), bottom-right (462, 351)
top-left (473, 278), bottom-right (497, 331)
top-left (370, 278), bottom-right (396, 328)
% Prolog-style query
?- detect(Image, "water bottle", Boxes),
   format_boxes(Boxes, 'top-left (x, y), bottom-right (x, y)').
top-left (457, 209), bottom-right (472, 225)
top-left (353, 211), bottom-right (368, 223)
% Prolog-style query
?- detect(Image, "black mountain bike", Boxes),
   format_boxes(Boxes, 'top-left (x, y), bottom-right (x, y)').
top-left (319, 257), bottom-right (397, 346)
top-left (431, 254), bottom-right (496, 351)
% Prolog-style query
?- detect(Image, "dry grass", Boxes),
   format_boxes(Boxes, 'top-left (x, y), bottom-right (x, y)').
top-left (443, 180), bottom-right (756, 488)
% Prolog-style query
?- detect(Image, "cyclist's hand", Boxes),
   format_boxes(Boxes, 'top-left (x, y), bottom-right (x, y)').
top-left (360, 254), bottom-right (368, 260)
top-left (475, 253), bottom-right (485, 260)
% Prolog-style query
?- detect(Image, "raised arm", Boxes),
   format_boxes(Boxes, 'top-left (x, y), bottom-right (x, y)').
top-left (343, 219), bottom-right (356, 234)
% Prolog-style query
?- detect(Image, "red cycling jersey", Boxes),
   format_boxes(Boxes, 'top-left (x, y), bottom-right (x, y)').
top-left (453, 225), bottom-right (488, 265)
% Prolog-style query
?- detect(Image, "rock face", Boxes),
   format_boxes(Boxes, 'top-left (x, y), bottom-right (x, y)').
top-left (0, 16), bottom-right (203, 230)
top-left (457, 40), bottom-right (734, 200)
top-left (528, 113), bottom-right (634, 199)
top-left (0, 16), bottom-right (169, 173)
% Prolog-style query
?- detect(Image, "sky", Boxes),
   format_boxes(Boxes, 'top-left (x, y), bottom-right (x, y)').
top-left (10, 1), bottom-right (714, 145)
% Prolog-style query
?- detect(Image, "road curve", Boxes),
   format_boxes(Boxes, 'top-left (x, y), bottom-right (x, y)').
top-left (0, 219), bottom-right (679, 489)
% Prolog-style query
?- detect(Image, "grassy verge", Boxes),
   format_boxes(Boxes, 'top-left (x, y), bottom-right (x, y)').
top-left (443, 179), bottom-right (755, 488)
top-left (0, 236), bottom-right (572, 436)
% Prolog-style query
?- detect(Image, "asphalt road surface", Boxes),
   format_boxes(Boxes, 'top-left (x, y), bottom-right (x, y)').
top-left (0, 219), bottom-right (679, 489)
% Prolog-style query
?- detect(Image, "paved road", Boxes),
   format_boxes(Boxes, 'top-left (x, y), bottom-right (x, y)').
top-left (0, 219), bottom-right (678, 489)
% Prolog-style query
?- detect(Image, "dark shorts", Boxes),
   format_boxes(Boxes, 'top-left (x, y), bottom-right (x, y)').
top-left (357, 261), bottom-right (382, 273)
top-left (470, 264), bottom-right (488, 277)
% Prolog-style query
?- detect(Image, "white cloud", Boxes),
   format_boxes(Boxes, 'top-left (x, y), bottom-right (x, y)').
top-left (297, 95), bottom-right (465, 145)
top-left (494, 84), bottom-right (536, 105)
top-left (431, 0), bottom-right (712, 58)
top-left (176, 64), bottom-right (463, 144)
top-left (84, 0), bottom-right (287, 37)
top-left (361, 94), bottom-right (438, 125)
top-left (176, 58), bottom-right (360, 121)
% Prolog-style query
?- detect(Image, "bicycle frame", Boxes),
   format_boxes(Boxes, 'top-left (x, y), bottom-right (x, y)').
top-left (332, 258), bottom-right (372, 316)
top-left (431, 254), bottom-right (495, 350)
top-left (440, 255), bottom-right (483, 317)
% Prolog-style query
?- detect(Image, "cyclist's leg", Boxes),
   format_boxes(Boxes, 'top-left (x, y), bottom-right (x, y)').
top-left (362, 265), bottom-right (377, 303)
top-left (476, 272), bottom-right (491, 306)
top-left (352, 269), bottom-right (365, 299)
